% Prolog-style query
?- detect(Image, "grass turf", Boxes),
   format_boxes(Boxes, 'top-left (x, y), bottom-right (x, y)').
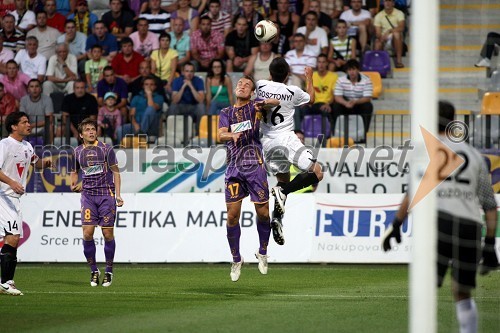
top-left (2, 264), bottom-right (499, 333)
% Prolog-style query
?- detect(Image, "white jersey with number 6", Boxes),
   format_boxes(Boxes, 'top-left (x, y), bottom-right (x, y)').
top-left (256, 79), bottom-right (310, 138)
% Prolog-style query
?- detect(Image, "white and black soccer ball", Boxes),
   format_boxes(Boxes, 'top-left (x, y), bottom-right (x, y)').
top-left (254, 20), bottom-right (278, 43)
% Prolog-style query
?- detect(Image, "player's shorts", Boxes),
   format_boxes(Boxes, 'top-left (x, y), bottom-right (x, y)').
top-left (225, 164), bottom-right (269, 204)
top-left (437, 211), bottom-right (482, 292)
top-left (81, 194), bottom-right (116, 228)
top-left (0, 195), bottom-right (22, 237)
top-left (262, 132), bottom-right (316, 175)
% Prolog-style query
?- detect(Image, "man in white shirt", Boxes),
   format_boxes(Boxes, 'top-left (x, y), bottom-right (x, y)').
top-left (296, 11), bottom-right (329, 57)
top-left (43, 43), bottom-right (78, 95)
top-left (9, 0), bottom-right (36, 34)
top-left (340, 0), bottom-right (373, 51)
top-left (285, 33), bottom-right (317, 88)
top-left (14, 36), bottom-right (47, 81)
top-left (27, 11), bottom-right (61, 60)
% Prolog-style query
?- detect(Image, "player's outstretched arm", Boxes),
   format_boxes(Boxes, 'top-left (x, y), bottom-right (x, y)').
top-left (34, 157), bottom-right (53, 169)
top-left (110, 164), bottom-right (124, 207)
top-left (382, 195), bottom-right (409, 252)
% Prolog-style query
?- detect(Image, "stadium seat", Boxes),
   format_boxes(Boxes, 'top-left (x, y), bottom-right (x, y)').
top-left (302, 115), bottom-right (331, 138)
top-left (326, 137), bottom-right (355, 148)
top-left (333, 115), bottom-right (365, 142)
top-left (481, 92), bottom-right (500, 114)
top-left (192, 115), bottom-right (220, 146)
top-left (361, 71), bottom-right (383, 99)
top-left (361, 51), bottom-right (392, 78)
top-left (121, 135), bottom-right (148, 149)
top-left (158, 115), bottom-right (193, 147)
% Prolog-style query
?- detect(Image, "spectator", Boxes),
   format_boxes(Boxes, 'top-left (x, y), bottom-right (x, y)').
top-left (296, 11), bottom-right (329, 58)
top-left (43, 43), bottom-right (78, 95)
top-left (151, 32), bottom-right (178, 91)
top-left (225, 16), bottom-right (259, 72)
top-left (191, 0), bottom-right (208, 14)
top-left (324, 0), bottom-right (344, 20)
top-left (116, 76), bottom-right (164, 143)
top-left (205, 58), bottom-right (233, 115)
top-left (129, 60), bottom-right (165, 98)
top-left (85, 45), bottom-right (108, 93)
top-left (219, 0), bottom-right (239, 17)
top-left (295, 54), bottom-right (337, 129)
top-left (0, 59), bottom-right (30, 100)
top-left (9, 0), bottom-right (36, 34)
top-left (169, 17), bottom-right (191, 70)
top-left (244, 42), bottom-right (278, 82)
top-left (268, 0), bottom-right (300, 56)
top-left (57, 19), bottom-right (87, 75)
top-left (342, 0), bottom-right (378, 17)
top-left (96, 66), bottom-right (129, 120)
top-left (333, 59), bottom-right (373, 138)
top-left (86, 21), bottom-right (119, 62)
top-left (0, 14), bottom-right (25, 55)
top-left (190, 16), bottom-right (224, 71)
top-left (20, 79), bottom-right (54, 142)
top-left (234, 0), bottom-right (263, 30)
top-left (140, 0), bottom-right (171, 35)
top-left (340, 0), bottom-right (373, 52)
top-left (14, 36), bottom-right (47, 81)
top-left (202, 0), bottom-right (232, 37)
top-left (111, 37), bottom-right (145, 86)
top-left (97, 92), bottom-right (122, 144)
top-left (169, 62), bottom-right (205, 124)
top-left (170, 0), bottom-right (199, 33)
top-left (60, 80), bottom-right (98, 139)
top-left (300, 0), bottom-right (332, 36)
top-left (130, 18), bottom-right (159, 59)
top-left (27, 11), bottom-right (61, 60)
top-left (56, 0), bottom-right (74, 17)
top-left (285, 33), bottom-right (317, 88)
top-left (102, 0), bottom-right (135, 41)
top-left (0, 34), bottom-right (15, 75)
top-left (374, 0), bottom-right (405, 68)
top-left (140, 0), bottom-right (178, 14)
top-left (0, 0), bottom-right (15, 18)
top-left (68, 0), bottom-right (98, 36)
top-left (327, 20), bottom-right (357, 72)
top-left (0, 82), bottom-right (18, 120)
top-left (475, 32), bottom-right (500, 68)
top-left (45, 0), bottom-right (66, 33)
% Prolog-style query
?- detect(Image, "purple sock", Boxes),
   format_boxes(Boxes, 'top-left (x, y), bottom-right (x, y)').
top-left (226, 224), bottom-right (241, 262)
top-left (83, 240), bottom-right (97, 272)
top-left (257, 218), bottom-right (271, 255)
top-left (104, 239), bottom-right (116, 273)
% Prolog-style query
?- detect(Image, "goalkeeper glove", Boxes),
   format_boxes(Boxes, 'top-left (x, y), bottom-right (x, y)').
top-left (480, 236), bottom-right (499, 276)
top-left (382, 217), bottom-right (403, 252)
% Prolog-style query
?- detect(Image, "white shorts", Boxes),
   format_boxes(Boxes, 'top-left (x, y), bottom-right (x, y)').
top-left (0, 195), bottom-right (23, 238)
top-left (262, 132), bottom-right (316, 175)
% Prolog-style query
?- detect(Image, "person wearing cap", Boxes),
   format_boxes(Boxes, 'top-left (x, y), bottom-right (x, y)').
top-left (98, 92), bottom-right (122, 144)
top-left (60, 80), bottom-right (98, 139)
top-left (68, 0), bottom-right (98, 36)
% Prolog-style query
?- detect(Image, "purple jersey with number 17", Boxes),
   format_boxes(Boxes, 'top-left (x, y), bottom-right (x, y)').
top-left (73, 141), bottom-right (118, 196)
top-left (219, 100), bottom-right (264, 167)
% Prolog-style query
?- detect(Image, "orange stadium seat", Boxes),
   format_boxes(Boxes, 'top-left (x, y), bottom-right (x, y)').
top-left (361, 71), bottom-right (383, 99)
top-left (481, 92), bottom-right (500, 114)
top-left (199, 115), bottom-right (220, 142)
top-left (326, 137), bottom-right (355, 148)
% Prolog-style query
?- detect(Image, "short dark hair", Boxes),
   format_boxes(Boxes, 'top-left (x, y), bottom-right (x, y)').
top-left (305, 11), bottom-right (318, 20)
top-left (317, 53), bottom-right (328, 61)
top-left (91, 44), bottom-right (103, 51)
top-left (103, 65), bottom-right (114, 73)
top-left (77, 118), bottom-right (98, 134)
top-left (438, 100), bottom-right (455, 132)
top-left (28, 78), bottom-right (41, 87)
top-left (209, 0), bottom-right (221, 5)
top-left (337, 19), bottom-right (347, 26)
top-left (136, 17), bottom-right (148, 26)
top-left (345, 59), bottom-right (360, 70)
top-left (183, 62), bottom-right (195, 70)
top-left (6, 112), bottom-right (29, 134)
top-left (159, 32), bottom-right (171, 42)
top-left (269, 57), bottom-right (290, 83)
top-left (200, 16), bottom-right (212, 24)
top-left (120, 37), bottom-right (133, 46)
top-left (293, 33), bottom-right (306, 40)
top-left (65, 19), bottom-right (76, 27)
top-left (6, 59), bottom-right (18, 68)
top-left (36, 10), bottom-right (47, 17)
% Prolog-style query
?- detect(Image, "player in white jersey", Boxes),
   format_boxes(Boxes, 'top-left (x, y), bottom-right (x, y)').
top-left (383, 101), bottom-right (498, 333)
top-left (0, 112), bottom-right (52, 296)
top-left (256, 57), bottom-right (324, 245)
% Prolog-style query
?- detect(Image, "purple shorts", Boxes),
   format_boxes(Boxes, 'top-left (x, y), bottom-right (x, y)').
top-left (225, 164), bottom-right (269, 203)
top-left (81, 194), bottom-right (116, 227)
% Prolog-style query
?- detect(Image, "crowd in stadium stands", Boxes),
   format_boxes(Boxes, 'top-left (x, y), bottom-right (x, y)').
top-left (0, 0), bottom-right (411, 145)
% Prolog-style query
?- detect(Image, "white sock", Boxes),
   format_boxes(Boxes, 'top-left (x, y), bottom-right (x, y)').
top-left (455, 298), bottom-right (478, 333)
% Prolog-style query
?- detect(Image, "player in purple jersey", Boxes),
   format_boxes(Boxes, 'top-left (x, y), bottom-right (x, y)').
top-left (70, 118), bottom-right (124, 287)
top-left (0, 112), bottom-right (52, 296)
top-left (218, 75), bottom-right (280, 282)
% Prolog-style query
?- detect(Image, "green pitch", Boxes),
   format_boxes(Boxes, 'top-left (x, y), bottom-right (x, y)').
top-left (3, 264), bottom-right (499, 333)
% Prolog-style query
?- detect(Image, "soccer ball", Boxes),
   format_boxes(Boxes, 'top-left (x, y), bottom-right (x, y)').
top-left (254, 20), bottom-right (278, 43)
